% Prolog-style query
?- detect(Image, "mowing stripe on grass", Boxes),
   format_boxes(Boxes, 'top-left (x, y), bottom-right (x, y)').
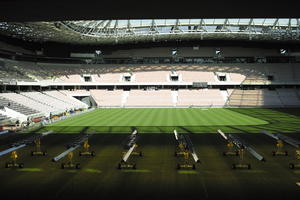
top-left (17, 168), bottom-right (43, 172)
top-left (121, 169), bottom-right (151, 173)
top-left (43, 108), bottom-right (300, 134)
top-left (177, 170), bottom-right (199, 174)
top-left (84, 168), bottom-right (102, 174)
top-left (48, 108), bottom-right (267, 127)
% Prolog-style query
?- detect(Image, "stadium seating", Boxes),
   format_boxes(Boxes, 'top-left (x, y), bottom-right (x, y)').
top-left (58, 75), bottom-right (83, 83)
top-left (177, 89), bottom-right (225, 107)
top-left (276, 89), bottom-right (300, 106)
top-left (126, 90), bottom-right (173, 107)
top-left (1, 60), bottom-right (47, 81)
top-left (0, 113), bottom-right (10, 121)
top-left (1, 59), bottom-right (300, 109)
top-left (60, 90), bottom-right (91, 98)
top-left (0, 95), bottom-right (39, 115)
top-left (1, 60), bottom-right (299, 84)
top-left (43, 90), bottom-right (88, 108)
top-left (91, 73), bottom-right (122, 83)
top-left (264, 65), bottom-right (295, 82)
top-left (21, 92), bottom-right (72, 111)
top-left (177, 71), bottom-right (215, 82)
top-left (0, 92), bottom-right (87, 116)
top-left (227, 89), bottom-right (235, 96)
top-left (226, 89), bottom-right (284, 107)
top-left (228, 73), bottom-right (246, 82)
top-left (133, 71), bottom-right (169, 82)
top-left (0, 92), bottom-right (56, 113)
top-left (90, 90), bottom-right (123, 107)
top-left (57, 88), bottom-right (300, 108)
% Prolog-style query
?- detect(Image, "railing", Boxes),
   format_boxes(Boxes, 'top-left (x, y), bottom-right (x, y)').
top-left (241, 80), bottom-right (300, 85)
top-left (16, 108), bottom-right (94, 133)
top-left (42, 108), bottom-right (95, 126)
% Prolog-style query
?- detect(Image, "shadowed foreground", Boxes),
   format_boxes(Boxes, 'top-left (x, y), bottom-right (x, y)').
top-left (0, 133), bottom-right (299, 199)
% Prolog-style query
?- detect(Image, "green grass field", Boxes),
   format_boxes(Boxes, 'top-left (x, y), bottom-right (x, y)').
top-left (2, 108), bottom-right (300, 199)
top-left (43, 108), bottom-right (300, 134)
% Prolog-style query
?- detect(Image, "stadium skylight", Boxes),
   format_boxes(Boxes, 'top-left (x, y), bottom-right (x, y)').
top-left (0, 19), bottom-right (299, 44)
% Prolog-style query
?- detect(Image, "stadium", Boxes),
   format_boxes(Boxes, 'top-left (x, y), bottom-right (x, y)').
top-left (0, 1), bottom-right (300, 199)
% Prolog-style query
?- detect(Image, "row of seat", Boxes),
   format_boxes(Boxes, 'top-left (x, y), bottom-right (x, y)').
top-left (88, 88), bottom-right (300, 107)
top-left (1, 61), bottom-right (300, 83)
top-left (1, 88), bottom-right (300, 122)
top-left (0, 113), bottom-right (10, 121)
top-left (0, 91), bottom-right (88, 119)
top-left (89, 89), bottom-right (226, 107)
top-left (0, 96), bottom-right (38, 115)
top-left (227, 89), bottom-right (300, 107)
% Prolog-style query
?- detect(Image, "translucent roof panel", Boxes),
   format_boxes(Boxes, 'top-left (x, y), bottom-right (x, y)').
top-left (291, 19), bottom-right (298, 26)
top-left (277, 19), bottom-right (290, 26)
top-left (228, 19), bottom-right (240, 24)
top-left (60, 18), bottom-right (300, 36)
top-left (238, 19), bottom-right (251, 25)
top-left (140, 20), bottom-right (152, 26)
top-left (189, 19), bottom-right (202, 24)
top-left (203, 19), bottom-right (215, 24)
top-left (214, 19), bottom-right (226, 24)
top-left (129, 20), bottom-right (143, 26)
top-left (165, 19), bottom-right (177, 25)
top-left (262, 19), bottom-right (277, 25)
top-left (116, 20), bottom-right (129, 28)
top-left (178, 19), bottom-right (191, 24)
top-left (252, 19), bottom-right (266, 25)
top-left (1, 19), bottom-right (299, 44)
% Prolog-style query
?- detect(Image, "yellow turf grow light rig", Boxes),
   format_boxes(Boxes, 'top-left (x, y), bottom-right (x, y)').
top-left (118, 129), bottom-right (142, 169)
top-left (173, 130), bottom-right (200, 170)
top-left (0, 131), bottom-right (53, 168)
top-left (218, 129), bottom-right (265, 170)
top-left (52, 133), bottom-right (94, 169)
top-left (262, 130), bottom-right (300, 169)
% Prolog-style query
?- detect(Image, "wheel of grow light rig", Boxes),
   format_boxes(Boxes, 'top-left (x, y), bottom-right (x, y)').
top-left (76, 163), bottom-right (80, 169)
top-left (289, 163), bottom-right (295, 169)
top-left (192, 164), bottom-right (196, 170)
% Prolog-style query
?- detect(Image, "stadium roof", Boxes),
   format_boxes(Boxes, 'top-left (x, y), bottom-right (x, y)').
top-left (0, 19), bottom-right (300, 45)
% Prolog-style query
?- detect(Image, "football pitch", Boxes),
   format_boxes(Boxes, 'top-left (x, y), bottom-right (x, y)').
top-left (43, 108), bottom-right (300, 134)
top-left (2, 108), bottom-right (300, 199)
